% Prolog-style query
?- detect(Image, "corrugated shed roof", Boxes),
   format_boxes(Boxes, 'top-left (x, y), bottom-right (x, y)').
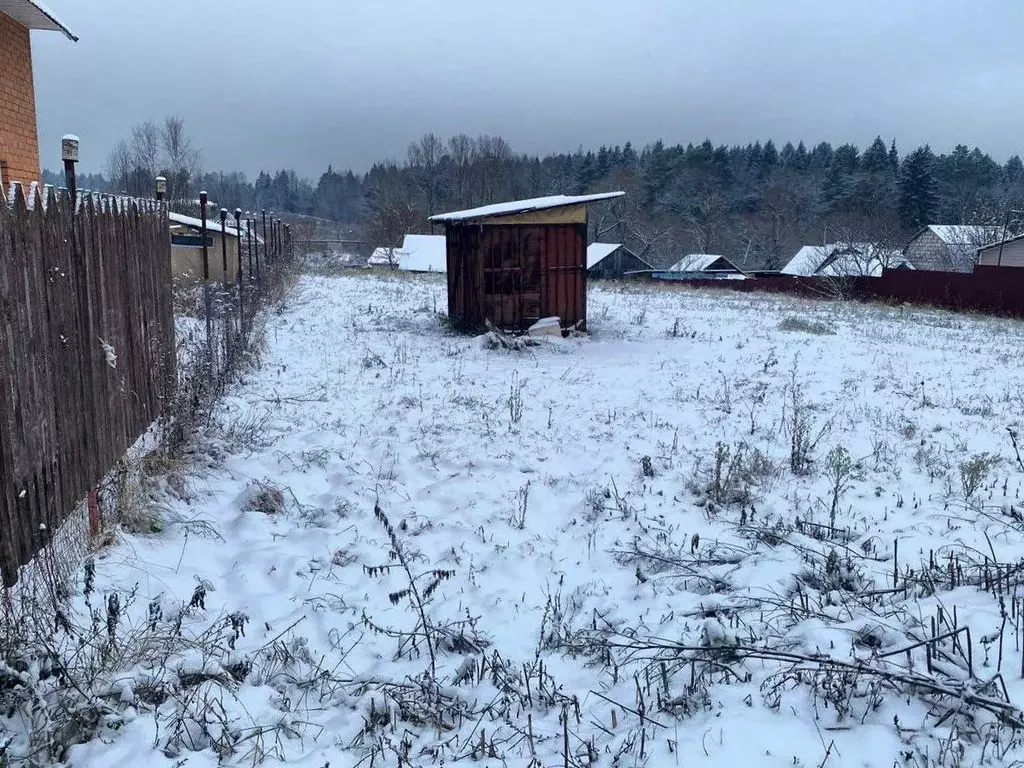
top-left (0, 0), bottom-right (77, 40)
top-left (429, 192), bottom-right (624, 223)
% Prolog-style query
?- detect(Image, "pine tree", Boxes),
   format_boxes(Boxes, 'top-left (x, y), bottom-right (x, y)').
top-left (862, 137), bottom-right (889, 173)
top-left (898, 146), bottom-right (938, 230)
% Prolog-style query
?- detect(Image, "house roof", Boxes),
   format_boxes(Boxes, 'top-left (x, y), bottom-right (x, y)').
top-left (587, 242), bottom-right (621, 269)
top-left (667, 254), bottom-right (739, 272)
top-left (780, 246), bottom-right (830, 276)
top-left (428, 192), bottom-right (625, 223)
top-left (781, 243), bottom-right (909, 277)
top-left (925, 224), bottom-right (1003, 246)
top-left (0, 0), bottom-right (77, 40)
top-left (976, 231), bottom-right (1024, 255)
top-left (400, 234), bottom-right (446, 272)
top-left (169, 211), bottom-right (243, 239)
top-left (368, 246), bottom-right (400, 266)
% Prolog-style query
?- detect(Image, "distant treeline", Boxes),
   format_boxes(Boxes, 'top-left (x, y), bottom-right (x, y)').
top-left (48, 131), bottom-right (1024, 269)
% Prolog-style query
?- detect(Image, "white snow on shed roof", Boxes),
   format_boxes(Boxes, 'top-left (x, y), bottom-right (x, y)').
top-left (587, 243), bottom-right (620, 269)
top-left (781, 243), bottom-right (912, 277)
top-left (0, 0), bottom-right (77, 39)
top-left (169, 211), bottom-right (242, 239)
top-left (368, 246), bottom-right (401, 267)
top-left (667, 254), bottom-right (737, 272)
top-left (926, 224), bottom-right (1003, 245)
top-left (781, 245), bottom-right (830, 276)
top-left (429, 192), bottom-right (624, 223)
top-left (400, 234), bottom-right (446, 273)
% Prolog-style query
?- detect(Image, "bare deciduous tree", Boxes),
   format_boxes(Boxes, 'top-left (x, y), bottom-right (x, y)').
top-left (363, 163), bottom-right (421, 269)
top-left (407, 133), bottom-right (446, 214)
top-left (105, 116), bottom-right (202, 201)
top-left (161, 116), bottom-right (202, 204)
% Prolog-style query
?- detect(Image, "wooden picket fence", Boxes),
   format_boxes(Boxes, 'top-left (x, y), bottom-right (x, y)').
top-left (0, 184), bottom-right (174, 587)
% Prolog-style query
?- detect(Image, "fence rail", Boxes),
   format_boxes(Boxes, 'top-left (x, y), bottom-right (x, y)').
top-left (0, 185), bottom-right (174, 586)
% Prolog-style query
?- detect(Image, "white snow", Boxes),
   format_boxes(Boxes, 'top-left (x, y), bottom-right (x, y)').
top-left (587, 242), bottom-right (621, 269)
top-left (367, 245), bottom-right (401, 267)
top-left (780, 243), bottom-right (910, 277)
top-left (63, 274), bottom-right (1024, 768)
top-left (168, 211), bottom-right (242, 238)
top-left (429, 191), bottom-right (625, 222)
top-left (61, 133), bottom-right (79, 142)
top-left (928, 224), bottom-right (1003, 246)
top-left (400, 233), bottom-right (447, 272)
top-left (667, 253), bottom-right (739, 272)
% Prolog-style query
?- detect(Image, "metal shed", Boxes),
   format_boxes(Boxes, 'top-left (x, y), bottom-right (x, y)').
top-left (429, 192), bottom-right (624, 333)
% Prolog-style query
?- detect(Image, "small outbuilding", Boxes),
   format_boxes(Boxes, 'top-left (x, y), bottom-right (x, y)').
top-left (429, 192), bottom-right (624, 332)
top-left (169, 211), bottom-right (243, 281)
top-left (587, 243), bottom-right (653, 279)
top-left (664, 253), bottom-right (745, 279)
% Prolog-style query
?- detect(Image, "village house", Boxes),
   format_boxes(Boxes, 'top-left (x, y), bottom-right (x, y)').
top-left (902, 225), bottom-right (1002, 273)
top-left (587, 243), bottom-right (653, 279)
top-left (169, 211), bottom-right (247, 281)
top-left (662, 253), bottom-right (745, 279)
top-left (976, 233), bottom-right (1024, 268)
top-left (0, 0), bottom-right (76, 187)
top-left (780, 243), bottom-right (912, 277)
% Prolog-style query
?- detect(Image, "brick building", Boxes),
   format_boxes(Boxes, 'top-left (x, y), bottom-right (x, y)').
top-left (0, 0), bottom-right (76, 187)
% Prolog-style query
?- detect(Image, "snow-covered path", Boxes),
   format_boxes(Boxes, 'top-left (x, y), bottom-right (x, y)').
top-left (69, 274), bottom-right (1024, 767)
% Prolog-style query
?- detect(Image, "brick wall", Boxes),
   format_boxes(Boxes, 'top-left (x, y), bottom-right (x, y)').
top-left (0, 13), bottom-right (41, 187)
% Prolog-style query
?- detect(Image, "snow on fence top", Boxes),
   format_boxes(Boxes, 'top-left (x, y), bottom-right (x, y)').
top-left (428, 192), bottom-right (624, 223)
top-left (0, 0), bottom-right (78, 40)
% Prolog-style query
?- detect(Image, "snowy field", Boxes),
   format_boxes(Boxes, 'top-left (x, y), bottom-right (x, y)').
top-left (66, 273), bottom-right (1024, 767)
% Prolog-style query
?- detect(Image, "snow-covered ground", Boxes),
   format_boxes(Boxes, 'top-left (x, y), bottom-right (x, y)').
top-left (67, 274), bottom-right (1024, 767)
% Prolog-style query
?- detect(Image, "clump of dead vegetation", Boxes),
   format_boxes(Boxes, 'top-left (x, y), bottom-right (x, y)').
top-left (778, 315), bottom-right (835, 335)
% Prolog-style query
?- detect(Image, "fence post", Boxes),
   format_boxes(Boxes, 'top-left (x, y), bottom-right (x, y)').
top-left (155, 175), bottom-right (166, 202)
top-left (251, 216), bottom-right (260, 288)
top-left (262, 210), bottom-right (269, 275)
top-left (234, 208), bottom-right (245, 339)
top-left (219, 208), bottom-right (232, 367)
top-left (61, 134), bottom-right (79, 202)
top-left (200, 191), bottom-right (214, 382)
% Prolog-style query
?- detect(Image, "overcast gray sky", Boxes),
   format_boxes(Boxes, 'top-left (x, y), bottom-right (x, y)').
top-left (30, 0), bottom-right (1024, 179)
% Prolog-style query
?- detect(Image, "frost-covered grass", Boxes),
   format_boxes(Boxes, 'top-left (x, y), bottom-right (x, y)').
top-left (32, 273), bottom-right (1024, 767)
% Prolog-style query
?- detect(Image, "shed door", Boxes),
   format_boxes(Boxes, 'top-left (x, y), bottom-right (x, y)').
top-left (540, 225), bottom-right (587, 329)
top-left (481, 227), bottom-right (543, 331)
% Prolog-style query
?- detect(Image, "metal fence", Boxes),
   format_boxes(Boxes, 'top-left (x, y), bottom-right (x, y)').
top-left (188, 195), bottom-right (294, 393)
top-left (0, 184), bottom-right (173, 587)
top-left (655, 266), bottom-right (1024, 319)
